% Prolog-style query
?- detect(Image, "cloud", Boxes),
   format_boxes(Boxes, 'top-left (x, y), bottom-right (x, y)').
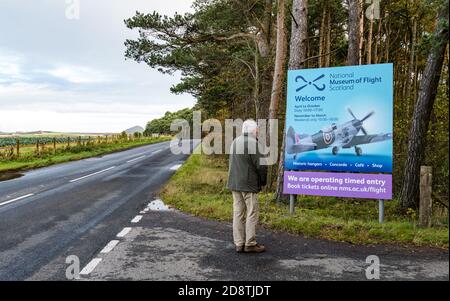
top-left (0, 0), bottom-right (196, 133)
top-left (0, 49), bottom-right (26, 82)
top-left (46, 65), bottom-right (113, 84)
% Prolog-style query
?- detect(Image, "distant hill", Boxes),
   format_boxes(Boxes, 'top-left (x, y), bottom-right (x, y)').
top-left (124, 126), bottom-right (144, 135)
top-left (0, 131), bottom-right (115, 137)
top-left (16, 130), bottom-right (52, 135)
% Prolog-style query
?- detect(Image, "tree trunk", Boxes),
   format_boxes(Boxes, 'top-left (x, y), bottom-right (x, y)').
top-left (374, 17), bottom-right (382, 64)
top-left (257, 0), bottom-right (274, 120)
top-left (406, 17), bottom-right (417, 119)
top-left (275, 0), bottom-right (308, 202)
top-left (287, 0), bottom-right (308, 69)
top-left (267, 0), bottom-right (288, 189)
top-left (254, 48), bottom-right (261, 119)
top-left (358, 0), bottom-right (364, 65)
top-left (268, 0), bottom-right (288, 123)
top-left (384, 5), bottom-right (390, 62)
top-left (325, 4), bottom-right (331, 67)
top-left (366, 3), bottom-right (375, 64)
top-left (347, 0), bottom-right (362, 65)
top-left (319, 6), bottom-right (326, 67)
top-left (263, 0), bottom-right (273, 47)
top-left (400, 2), bottom-right (449, 209)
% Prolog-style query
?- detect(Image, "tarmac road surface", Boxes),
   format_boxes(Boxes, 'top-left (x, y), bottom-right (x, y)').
top-left (0, 140), bottom-right (193, 280)
top-left (0, 139), bottom-right (448, 281)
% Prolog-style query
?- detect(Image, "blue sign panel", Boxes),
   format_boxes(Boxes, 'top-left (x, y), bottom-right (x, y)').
top-left (284, 64), bottom-right (393, 173)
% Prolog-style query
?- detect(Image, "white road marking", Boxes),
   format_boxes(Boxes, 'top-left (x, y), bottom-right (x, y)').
top-left (69, 166), bottom-right (116, 183)
top-left (80, 258), bottom-right (102, 275)
top-left (100, 240), bottom-right (120, 254)
top-left (0, 193), bottom-right (35, 207)
top-left (170, 164), bottom-right (182, 170)
top-left (153, 149), bottom-right (162, 154)
top-left (126, 155), bottom-right (146, 163)
top-left (139, 208), bottom-right (150, 214)
top-left (132, 152), bottom-right (147, 157)
top-left (116, 227), bottom-right (132, 238)
top-left (131, 215), bottom-right (143, 223)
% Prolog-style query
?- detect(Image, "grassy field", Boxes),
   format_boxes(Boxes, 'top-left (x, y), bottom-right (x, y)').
top-left (0, 136), bottom-right (171, 174)
top-left (160, 153), bottom-right (449, 249)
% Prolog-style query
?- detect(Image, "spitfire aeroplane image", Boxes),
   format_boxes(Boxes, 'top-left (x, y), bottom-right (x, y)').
top-left (286, 108), bottom-right (392, 158)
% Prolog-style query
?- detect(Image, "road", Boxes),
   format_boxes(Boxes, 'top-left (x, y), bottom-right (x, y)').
top-left (0, 140), bottom-right (191, 280)
top-left (0, 139), bottom-right (448, 281)
top-left (84, 207), bottom-right (448, 281)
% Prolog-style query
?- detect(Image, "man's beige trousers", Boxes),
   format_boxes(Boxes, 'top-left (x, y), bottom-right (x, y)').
top-left (232, 191), bottom-right (259, 247)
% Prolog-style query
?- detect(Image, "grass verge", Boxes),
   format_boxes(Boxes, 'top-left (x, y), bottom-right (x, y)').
top-left (0, 136), bottom-right (171, 173)
top-left (161, 153), bottom-right (449, 249)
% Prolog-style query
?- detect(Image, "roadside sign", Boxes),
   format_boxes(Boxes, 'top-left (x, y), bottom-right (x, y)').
top-left (283, 64), bottom-right (393, 200)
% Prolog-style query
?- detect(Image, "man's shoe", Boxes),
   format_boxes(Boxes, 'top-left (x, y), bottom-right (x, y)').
top-left (236, 245), bottom-right (245, 253)
top-left (244, 244), bottom-right (265, 253)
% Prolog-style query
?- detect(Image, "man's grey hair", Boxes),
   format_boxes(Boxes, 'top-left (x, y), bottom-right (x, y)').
top-left (242, 119), bottom-right (258, 134)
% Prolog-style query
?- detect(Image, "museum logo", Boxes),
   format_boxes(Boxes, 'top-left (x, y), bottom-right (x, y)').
top-left (295, 74), bottom-right (326, 92)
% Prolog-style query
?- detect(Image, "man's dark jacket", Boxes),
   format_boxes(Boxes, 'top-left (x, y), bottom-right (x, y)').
top-left (227, 133), bottom-right (268, 193)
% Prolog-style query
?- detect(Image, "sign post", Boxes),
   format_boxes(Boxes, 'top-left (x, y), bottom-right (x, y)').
top-left (289, 194), bottom-right (295, 215)
top-left (283, 64), bottom-right (394, 217)
top-left (379, 200), bottom-right (384, 223)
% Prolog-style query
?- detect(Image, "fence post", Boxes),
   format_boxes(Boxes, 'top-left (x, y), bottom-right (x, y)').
top-left (67, 137), bottom-right (70, 148)
top-left (36, 138), bottom-right (40, 155)
top-left (53, 137), bottom-right (57, 154)
top-left (419, 166), bottom-right (433, 227)
top-left (16, 139), bottom-right (20, 157)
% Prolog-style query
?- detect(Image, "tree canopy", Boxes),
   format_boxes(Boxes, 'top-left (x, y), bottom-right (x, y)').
top-left (127, 0), bottom-right (449, 208)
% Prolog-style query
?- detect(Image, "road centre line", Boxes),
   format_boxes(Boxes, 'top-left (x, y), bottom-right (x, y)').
top-left (133, 152), bottom-right (148, 157)
top-left (69, 166), bottom-right (116, 183)
top-left (0, 193), bottom-right (35, 207)
top-left (126, 155), bottom-right (146, 163)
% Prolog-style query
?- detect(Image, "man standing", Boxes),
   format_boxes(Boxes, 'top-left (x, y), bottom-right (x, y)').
top-left (227, 119), bottom-right (268, 253)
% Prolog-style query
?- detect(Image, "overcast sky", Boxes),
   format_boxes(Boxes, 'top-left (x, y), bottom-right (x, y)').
top-left (0, 0), bottom-right (195, 133)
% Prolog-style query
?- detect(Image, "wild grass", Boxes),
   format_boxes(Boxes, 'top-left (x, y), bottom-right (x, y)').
top-left (0, 136), bottom-right (171, 173)
top-left (161, 153), bottom-right (449, 249)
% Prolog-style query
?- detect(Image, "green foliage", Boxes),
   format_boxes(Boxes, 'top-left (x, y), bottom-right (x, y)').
top-left (144, 108), bottom-right (193, 135)
top-left (125, 0), bottom-right (272, 119)
top-left (127, 0), bottom-right (449, 205)
top-left (161, 152), bottom-right (448, 248)
top-left (120, 131), bottom-right (128, 139)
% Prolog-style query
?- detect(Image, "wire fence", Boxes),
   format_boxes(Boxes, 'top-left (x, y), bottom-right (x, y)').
top-left (0, 133), bottom-right (154, 161)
